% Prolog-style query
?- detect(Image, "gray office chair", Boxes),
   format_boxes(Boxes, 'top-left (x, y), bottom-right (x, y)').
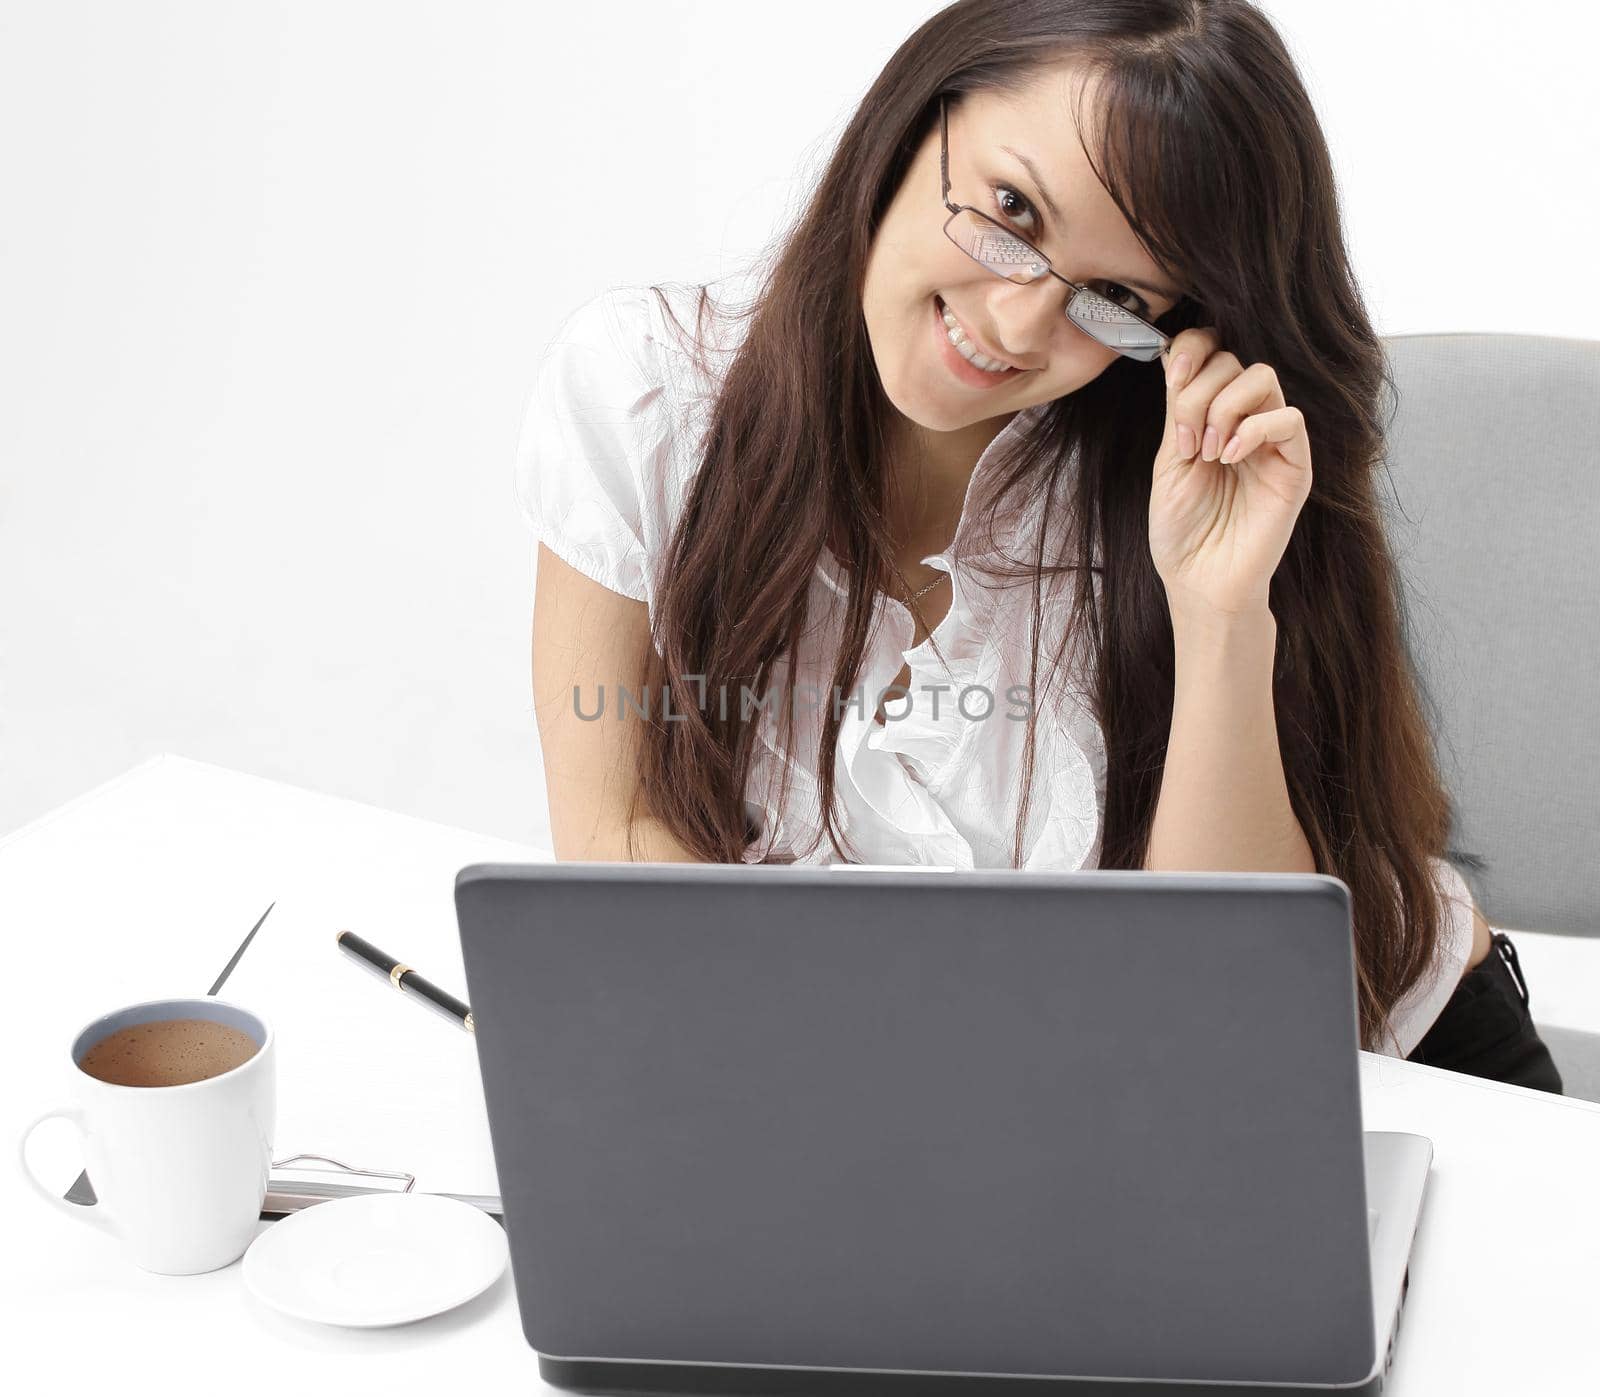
top-left (1380, 332), bottom-right (1599, 1097)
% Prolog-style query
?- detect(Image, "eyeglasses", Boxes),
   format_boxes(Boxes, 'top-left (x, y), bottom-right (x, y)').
top-left (938, 96), bottom-right (1174, 363)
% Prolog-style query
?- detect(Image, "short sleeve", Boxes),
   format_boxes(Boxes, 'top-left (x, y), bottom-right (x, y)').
top-left (1379, 856), bottom-right (1478, 1058)
top-left (513, 286), bottom-right (667, 602)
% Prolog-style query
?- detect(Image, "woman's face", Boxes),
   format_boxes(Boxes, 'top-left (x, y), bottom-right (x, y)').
top-left (862, 65), bottom-right (1184, 438)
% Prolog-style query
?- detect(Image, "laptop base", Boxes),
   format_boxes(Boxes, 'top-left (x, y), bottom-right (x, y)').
top-left (537, 1354), bottom-right (1389, 1396)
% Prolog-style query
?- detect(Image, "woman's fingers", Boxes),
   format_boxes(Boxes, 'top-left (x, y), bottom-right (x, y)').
top-left (1162, 327), bottom-right (1226, 461)
top-left (1219, 404), bottom-right (1310, 468)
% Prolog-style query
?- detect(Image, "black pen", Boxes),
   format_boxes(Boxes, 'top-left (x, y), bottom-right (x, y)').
top-left (336, 930), bottom-right (475, 1034)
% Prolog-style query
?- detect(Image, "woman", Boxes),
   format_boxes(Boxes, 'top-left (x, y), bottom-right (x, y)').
top-left (517, 0), bottom-right (1562, 1090)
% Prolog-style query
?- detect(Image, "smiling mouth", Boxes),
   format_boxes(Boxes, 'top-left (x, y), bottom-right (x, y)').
top-left (935, 295), bottom-right (1022, 374)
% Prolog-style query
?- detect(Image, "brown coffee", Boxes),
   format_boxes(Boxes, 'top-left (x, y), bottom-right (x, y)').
top-left (79, 1017), bottom-right (260, 1088)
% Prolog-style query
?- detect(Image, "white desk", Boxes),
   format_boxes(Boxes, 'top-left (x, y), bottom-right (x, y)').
top-left (6, 755), bottom-right (1599, 1395)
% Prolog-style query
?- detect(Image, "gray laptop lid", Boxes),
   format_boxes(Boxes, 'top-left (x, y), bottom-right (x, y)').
top-left (454, 864), bottom-right (1375, 1386)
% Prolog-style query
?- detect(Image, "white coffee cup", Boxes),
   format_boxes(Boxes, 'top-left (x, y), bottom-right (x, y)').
top-left (17, 996), bottom-right (276, 1275)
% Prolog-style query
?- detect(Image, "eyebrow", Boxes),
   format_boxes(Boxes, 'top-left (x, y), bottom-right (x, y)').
top-left (998, 143), bottom-right (1180, 302)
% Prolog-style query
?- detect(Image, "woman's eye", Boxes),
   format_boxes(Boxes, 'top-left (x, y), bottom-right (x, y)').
top-left (990, 186), bottom-right (1154, 319)
top-left (1093, 282), bottom-right (1151, 317)
top-left (991, 184), bottom-right (1039, 236)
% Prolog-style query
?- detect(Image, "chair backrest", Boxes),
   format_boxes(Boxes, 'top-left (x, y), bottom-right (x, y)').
top-left (1538, 1027), bottom-right (1600, 1102)
top-left (1378, 333), bottom-right (1599, 937)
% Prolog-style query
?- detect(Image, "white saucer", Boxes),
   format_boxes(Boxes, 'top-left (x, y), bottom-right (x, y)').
top-left (242, 1192), bottom-right (509, 1327)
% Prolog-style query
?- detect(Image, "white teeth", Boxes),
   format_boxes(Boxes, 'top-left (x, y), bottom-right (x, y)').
top-left (939, 300), bottom-right (1012, 373)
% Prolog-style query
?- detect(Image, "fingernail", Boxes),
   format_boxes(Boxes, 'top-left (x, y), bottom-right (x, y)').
top-left (1202, 425), bottom-right (1218, 461)
top-left (1166, 352), bottom-right (1191, 389)
top-left (1220, 433), bottom-right (1241, 465)
top-left (1177, 424), bottom-right (1196, 458)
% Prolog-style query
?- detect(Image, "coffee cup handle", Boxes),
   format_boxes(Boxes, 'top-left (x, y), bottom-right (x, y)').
top-left (17, 1107), bottom-right (120, 1239)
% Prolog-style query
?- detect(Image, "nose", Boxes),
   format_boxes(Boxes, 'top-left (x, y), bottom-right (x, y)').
top-left (985, 278), bottom-right (1073, 368)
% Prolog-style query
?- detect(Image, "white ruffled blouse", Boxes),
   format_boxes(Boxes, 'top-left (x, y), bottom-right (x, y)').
top-left (513, 269), bottom-right (1476, 1057)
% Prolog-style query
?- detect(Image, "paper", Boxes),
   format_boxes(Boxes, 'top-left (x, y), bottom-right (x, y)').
top-left (223, 896), bottom-right (503, 1198)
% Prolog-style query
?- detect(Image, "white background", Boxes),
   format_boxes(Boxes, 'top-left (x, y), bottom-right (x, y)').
top-left (2, 0), bottom-right (1595, 851)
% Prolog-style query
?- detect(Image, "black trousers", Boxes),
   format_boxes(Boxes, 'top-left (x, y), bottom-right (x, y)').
top-left (1405, 931), bottom-right (1564, 1094)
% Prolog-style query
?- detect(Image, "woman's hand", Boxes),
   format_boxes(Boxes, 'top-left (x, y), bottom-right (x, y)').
top-left (1148, 327), bottom-right (1314, 620)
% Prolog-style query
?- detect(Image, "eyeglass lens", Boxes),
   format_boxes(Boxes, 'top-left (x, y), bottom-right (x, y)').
top-left (944, 208), bottom-right (1166, 362)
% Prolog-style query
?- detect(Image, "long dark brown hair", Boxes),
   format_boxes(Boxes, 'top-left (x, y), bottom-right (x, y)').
top-left (623, 0), bottom-right (1461, 1051)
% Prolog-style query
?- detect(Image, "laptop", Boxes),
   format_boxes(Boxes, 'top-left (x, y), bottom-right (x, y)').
top-left (453, 862), bottom-right (1430, 1396)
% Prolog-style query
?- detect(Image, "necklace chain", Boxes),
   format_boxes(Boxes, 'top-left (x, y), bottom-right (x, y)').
top-left (896, 572), bottom-right (947, 605)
